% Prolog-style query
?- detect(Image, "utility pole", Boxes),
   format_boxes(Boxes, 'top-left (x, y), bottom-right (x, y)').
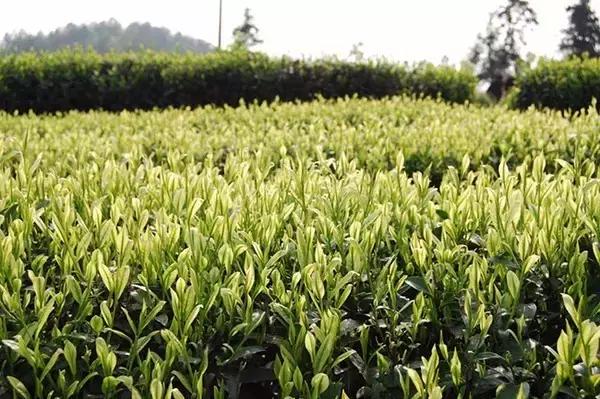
top-left (218, 0), bottom-right (223, 49)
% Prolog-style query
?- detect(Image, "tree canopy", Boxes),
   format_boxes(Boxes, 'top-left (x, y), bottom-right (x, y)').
top-left (232, 9), bottom-right (263, 50)
top-left (560, 0), bottom-right (600, 57)
top-left (469, 0), bottom-right (538, 99)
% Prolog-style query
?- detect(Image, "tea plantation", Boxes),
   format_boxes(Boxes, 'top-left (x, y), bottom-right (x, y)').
top-left (0, 96), bottom-right (599, 398)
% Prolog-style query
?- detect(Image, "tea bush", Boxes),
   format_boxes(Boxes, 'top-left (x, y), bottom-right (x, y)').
top-left (509, 57), bottom-right (600, 111)
top-left (0, 50), bottom-right (476, 113)
top-left (0, 97), bottom-right (599, 398)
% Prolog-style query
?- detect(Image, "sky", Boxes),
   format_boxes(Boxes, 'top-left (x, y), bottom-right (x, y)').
top-left (2, 0), bottom-right (599, 65)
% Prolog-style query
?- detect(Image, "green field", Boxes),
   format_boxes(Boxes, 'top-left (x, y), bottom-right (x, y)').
top-left (1, 97), bottom-right (600, 398)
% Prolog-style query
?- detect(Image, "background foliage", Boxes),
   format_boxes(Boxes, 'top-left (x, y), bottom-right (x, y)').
top-left (0, 19), bottom-right (213, 54)
top-left (508, 56), bottom-right (600, 111)
top-left (0, 50), bottom-right (476, 113)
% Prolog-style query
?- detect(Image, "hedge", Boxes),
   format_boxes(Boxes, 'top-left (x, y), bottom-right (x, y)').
top-left (0, 50), bottom-right (476, 112)
top-left (509, 57), bottom-right (600, 111)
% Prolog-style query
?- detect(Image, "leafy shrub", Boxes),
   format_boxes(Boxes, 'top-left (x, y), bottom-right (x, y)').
top-left (0, 97), bottom-right (600, 398)
top-left (0, 50), bottom-right (476, 112)
top-left (510, 56), bottom-right (600, 111)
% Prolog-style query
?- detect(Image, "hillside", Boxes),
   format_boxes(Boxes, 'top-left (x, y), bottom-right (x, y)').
top-left (0, 19), bottom-right (213, 53)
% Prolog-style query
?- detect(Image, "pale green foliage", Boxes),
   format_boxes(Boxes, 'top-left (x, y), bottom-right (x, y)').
top-left (0, 96), bottom-right (599, 397)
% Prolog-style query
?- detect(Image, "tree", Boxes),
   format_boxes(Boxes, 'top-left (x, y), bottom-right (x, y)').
top-left (232, 8), bottom-right (262, 50)
top-left (349, 42), bottom-right (364, 62)
top-left (469, 0), bottom-right (538, 100)
top-left (560, 0), bottom-right (600, 57)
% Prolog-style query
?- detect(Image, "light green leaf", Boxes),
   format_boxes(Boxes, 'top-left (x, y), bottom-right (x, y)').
top-left (7, 376), bottom-right (31, 399)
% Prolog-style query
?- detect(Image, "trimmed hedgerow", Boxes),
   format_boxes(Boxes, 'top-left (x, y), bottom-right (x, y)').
top-left (509, 57), bottom-right (600, 111)
top-left (0, 50), bottom-right (476, 112)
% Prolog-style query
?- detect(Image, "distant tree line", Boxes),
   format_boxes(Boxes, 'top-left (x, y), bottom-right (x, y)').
top-left (470, 0), bottom-right (600, 100)
top-left (0, 9), bottom-right (263, 55)
top-left (0, 19), bottom-right (213, 54)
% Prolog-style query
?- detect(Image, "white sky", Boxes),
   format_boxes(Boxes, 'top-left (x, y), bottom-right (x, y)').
top-left (2, 0), bottom-right (598, 64)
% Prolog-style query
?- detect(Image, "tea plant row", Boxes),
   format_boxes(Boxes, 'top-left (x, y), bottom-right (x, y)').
top-left (0, 97), bottom-right (599, 398)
